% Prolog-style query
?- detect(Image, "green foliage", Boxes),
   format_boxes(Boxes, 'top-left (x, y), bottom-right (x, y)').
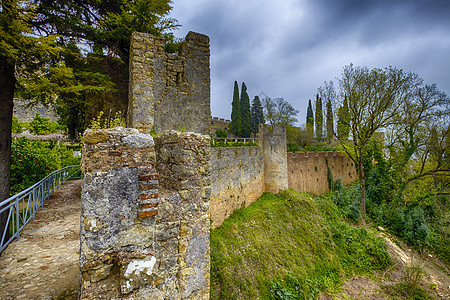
top-left (211, 188), bottom-right (390, 299)
top-left (10, 138), bottom-right (80, 195)
top-left (315, 94), bottom-right (323, 140)
top-left (240, 82), bottom-right (252, 138)
top-left (11, 117), bottom-right (24, 134)
top-left (306, 99), bottom-right (314, 136)
top-left (326, 100), bottom-right (333, 141)
top-left (336, 95), bottom-right (350, 140)
top-left (287, 142), bottom-right (300, 153)
top-left (28, 113), bottom-right (64, 135)
top-left (214, 129), bottom-right (228, 138)
top-left (251, 95), bottom-right (265, 134)
top-left (230, 81), bottom-right (242, 136)
top-left (89, 110), bottom-right (125, 129)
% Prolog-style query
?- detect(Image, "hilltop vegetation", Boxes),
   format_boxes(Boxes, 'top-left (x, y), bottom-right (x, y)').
top-left (211, 188), bottom-right (391, 299)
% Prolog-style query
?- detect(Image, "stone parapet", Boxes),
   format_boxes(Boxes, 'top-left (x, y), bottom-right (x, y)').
top-left (80, 128), bottom-right (211, 299)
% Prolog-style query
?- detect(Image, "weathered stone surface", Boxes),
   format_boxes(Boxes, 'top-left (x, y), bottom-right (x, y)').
top-left (123, 133), bottom-right (154, 148)
top-left (287, 151), bottom-right (357, 194)
top-left (81, 129), bottom-right (210, 299)
top-left (127, 31), bottom-right (211, 135)
top-left (121, 257), bottom-right (157, 294)
top-left (118, 224), bottom-right (154, 248)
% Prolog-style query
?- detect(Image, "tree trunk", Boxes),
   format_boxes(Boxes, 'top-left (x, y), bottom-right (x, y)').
top-left (0, 55), bottom-right (15, 245)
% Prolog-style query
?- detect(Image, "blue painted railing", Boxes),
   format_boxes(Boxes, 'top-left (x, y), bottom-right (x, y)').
top-left (0, 165), bottom-right (81, 253)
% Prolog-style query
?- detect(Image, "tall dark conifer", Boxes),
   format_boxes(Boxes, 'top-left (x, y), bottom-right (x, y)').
top-left (326, 100), bottom-right (333, 141)
top-left (306, 99), bottom-right (314, 136)
top-left (251, 95), bottom-right (264, 134)
top-left (315, 94), bottom-right (323, 140)
top-left (230, 81), bottom-right (242, 136)
top-left (337, 95), bottom-right (350, 140)
top-left (240, 82), bottom-right (252, 137)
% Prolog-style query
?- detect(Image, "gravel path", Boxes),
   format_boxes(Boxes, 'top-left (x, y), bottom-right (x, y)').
top-left (0, 180), bottom-right (81, 300)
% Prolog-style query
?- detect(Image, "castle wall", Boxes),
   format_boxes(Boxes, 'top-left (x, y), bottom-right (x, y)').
top-left (261, 125), bottom-right (288, 193)
top-left (128, 31), bottom-right (210, 135)
top-left (210, 147), bottom-right (264, 228)
top-left (13, 98), bottom-right (58, 122)
top-left (80, 128), bottom-right (210, 299)
top-left (287, 151), bottom-right (357, 194)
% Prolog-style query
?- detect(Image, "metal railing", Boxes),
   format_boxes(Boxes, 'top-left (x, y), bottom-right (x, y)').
top-left (211, 137), bottom-right (258, 145)
top-left (0, 165), bottom-right (81, 254)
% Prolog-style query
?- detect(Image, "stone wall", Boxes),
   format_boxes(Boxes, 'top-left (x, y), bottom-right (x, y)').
top-left (287, 151), bottom-right (357, 194)
top-left (261, 125), bottom-right (288, 193)
top-left (128, 31), bottom-right (211, 135)
top-left (209, 125), bottom-right (288, 228)
top-left (210, 147), bottom-right (264, 228)
top-left (80, 127), bottom-right (210, 299)
top-left (13, 98), bottom-right (58, 122)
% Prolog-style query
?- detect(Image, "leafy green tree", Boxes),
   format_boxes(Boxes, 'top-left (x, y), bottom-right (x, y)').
top-left (0, 0), bottom-right (178, 238)
top-left (306, 99), bottom-right (314, 136)
top-left (251, 95), bottom-right (264, 134)
top-left (240, 82), bottom-right (252, 138)
top-left (337, 95), bottom-right (350, 140)
top-left (276, 98), bottom-right (299, 126)
top-left (335, 65), bottom-right (408, 218)
top-left (326, 100), bottom-right (333, 141)
top-left (315, 94), bottom-right (323, 140)
top-left (262, 97), bottom-right (298, 127)
top-left (230, 81), bottom-right (242, 136)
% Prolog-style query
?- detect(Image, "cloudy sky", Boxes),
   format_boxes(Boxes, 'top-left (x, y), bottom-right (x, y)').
top-left (169, 0), bottom-right (450, 125)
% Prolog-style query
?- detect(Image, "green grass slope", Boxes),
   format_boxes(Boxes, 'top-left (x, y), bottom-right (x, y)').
top-left (211, 189), bottom-right (391, 299)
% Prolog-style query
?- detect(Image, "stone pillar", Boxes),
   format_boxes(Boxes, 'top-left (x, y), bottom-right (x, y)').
top-left (127, 32), bottom-right (157, 133)
top-left (80, 127), bottom-right (210, 299)
top-left (155, 131), bottom-right (211, 299)
top-left (261, 124), bottom-right (288, 193)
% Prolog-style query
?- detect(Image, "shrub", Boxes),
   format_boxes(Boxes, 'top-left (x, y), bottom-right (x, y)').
top-left (287, 142), bottom-right (300, 153)
top-left (10, 138), bottom-right (80, 195)
top-left (12, 117), bottom-right (24, 134)
top-left (214, 129), bottom-right (228, 138)
top-left (29, 113), bottom-right (64, 135)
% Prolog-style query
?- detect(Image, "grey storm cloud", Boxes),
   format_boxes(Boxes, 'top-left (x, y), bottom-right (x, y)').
top-left (170, 0), bottom-right (450, 124)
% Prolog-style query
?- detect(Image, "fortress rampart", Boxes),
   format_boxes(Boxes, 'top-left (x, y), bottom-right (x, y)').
top-left (79, 31), bottom-right (358, 299)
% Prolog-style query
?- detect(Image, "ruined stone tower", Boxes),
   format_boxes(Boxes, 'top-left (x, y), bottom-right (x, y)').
top-left (127, 31), bottom-right (211, 135)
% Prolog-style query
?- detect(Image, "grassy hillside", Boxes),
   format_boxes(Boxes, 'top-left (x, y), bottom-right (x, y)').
top-left (210, 189), bottom-right (391, 299)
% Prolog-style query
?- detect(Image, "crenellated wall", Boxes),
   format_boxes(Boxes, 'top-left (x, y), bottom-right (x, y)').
top-left (287, 151), bottom-right (357, 194)
top-left (127, 31), bottom-right (211, 135)
top-left (80, 128), bottom-right (210, 299)
top-left (209, 125), bottom-right (288, 228)
top-left (210, 146), bottom-right (264, 228)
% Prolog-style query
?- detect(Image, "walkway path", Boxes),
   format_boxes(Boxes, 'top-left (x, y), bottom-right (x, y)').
top-left (0, 180), bottom-right (81, 300)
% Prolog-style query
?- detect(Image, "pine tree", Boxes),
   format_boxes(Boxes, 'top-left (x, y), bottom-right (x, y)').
top-left (251, 95), bottom-right (264, 134)
top-left (326, 100), bottom-right (333, 141)
top-left (337, 95), bottom-right (350, 140)
top-left (306, 99), bottom-right (314, 136)
top-left (315, 94), bottom-right (323, 140)
top-left (240, 82), bottom-right (252, 138)
top-left (230, 81), bottom-right (242, 136)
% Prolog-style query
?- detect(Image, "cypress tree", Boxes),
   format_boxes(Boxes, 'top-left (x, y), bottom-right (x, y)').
top-left (230, 81), bottom-right (242, 136)
top-left (337, 95), bottom-right (350, 140)
top-left (306, 99), bottom-right (314, 136)
top-left (251, 95), bottom-right (265, 134)
top-left (315, 94), bottom-right (323, 140)
top-left (326, 100), bottom-right (333, 141)
top-left (240, 82), bottom-right (252, 137)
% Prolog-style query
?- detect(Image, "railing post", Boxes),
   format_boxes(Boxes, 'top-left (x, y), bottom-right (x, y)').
top-left (15, 199), bottom-right (19, 241)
